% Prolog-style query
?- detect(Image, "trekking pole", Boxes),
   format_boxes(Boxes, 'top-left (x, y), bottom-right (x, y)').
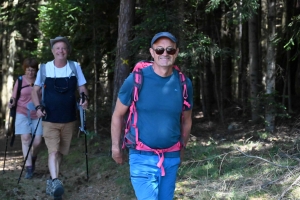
top-left (79, 92), bottom-right (89, 180)
top-left (3, 99), bottom-right (13, 174)
top-left (17, 117), bottom-right (41, 184)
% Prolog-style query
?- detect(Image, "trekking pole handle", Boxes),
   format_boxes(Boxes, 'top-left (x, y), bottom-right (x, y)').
top-left (9, 98), bottom-right (14, 117)
top-left (81, 92), bottom-right (85, 104)
top-left (80, 92), bottom-right (87, 131)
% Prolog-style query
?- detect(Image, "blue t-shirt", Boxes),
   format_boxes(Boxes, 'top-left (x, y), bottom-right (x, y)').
top-left (118, 65), bottom-right (193, 149)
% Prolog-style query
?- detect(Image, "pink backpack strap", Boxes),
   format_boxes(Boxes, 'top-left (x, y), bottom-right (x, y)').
top-left (135, 141), bottom-right (182, 176)
top-left (123, 61), bottom-right (152, 148)
top-left (173, 65), bottom-right (190, 109)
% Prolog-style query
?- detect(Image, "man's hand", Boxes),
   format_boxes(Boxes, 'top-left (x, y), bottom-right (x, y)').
top-left (36, 106), bottom-right (46, 118)
top-left (8, 98), bottom-right (15, 108)
top-left (79, 98), bottom-right (88, 110)
top-left (111, 146), bottom-right (124, 165)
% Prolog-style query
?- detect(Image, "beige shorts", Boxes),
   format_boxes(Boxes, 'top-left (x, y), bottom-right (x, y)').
top-left (42, 121), bottom-right (76, 155)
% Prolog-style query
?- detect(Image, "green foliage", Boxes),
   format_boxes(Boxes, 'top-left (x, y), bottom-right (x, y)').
top-left (248, 91), bottom-right (291, 123)
top-left (130, 1), bottom-right (181, 63)
top-left (257, 131), bottom-right (269, 140)
top-left (183, 33), bottom-right (217, 71)
top-left (0, 1), bottom-right (40, 73)
top-left (36, 0), bottom-right (119, 67)
top-left (284, 15), bottom-right (300, 60)
top-left (85, 130), bottom-right (97, 140)
top-left (205, 0), bottom-right (260, 23)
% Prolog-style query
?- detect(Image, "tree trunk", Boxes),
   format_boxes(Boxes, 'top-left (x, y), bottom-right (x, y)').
top-left (177, 0), bottom-right (187, 72)
top-left (220, 3), bottom-right (232, 110)
top-left (92, 5), bottom-right (98, 136)
top-left (248, 10), bottom-right (260, 122)
top-left (112, 0), bottom-right (135, 112)
top-left (265, 0), bottom-right (277, 132)
top-left (240, 22), bottom-right (249, 115)
top-left (2, 31), bottom-right (16, 132)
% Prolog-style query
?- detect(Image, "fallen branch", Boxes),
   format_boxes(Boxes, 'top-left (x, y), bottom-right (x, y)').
top-left (278, 174), bottom-right (300, 200)
top-left (219, 152), bottom-right (230, 176)
top-left (261, 167), bottom-right (300, 188)
top-left (278, 149), bottom-right (300, 163)
top-left (261, 177), bottom-right (282, 188)
top-left (237, 148), bottom-right (300, 198)
top-left (181, 152), bottom-right (230, 165)
top-left (236, 148), bottom-right (297, 169)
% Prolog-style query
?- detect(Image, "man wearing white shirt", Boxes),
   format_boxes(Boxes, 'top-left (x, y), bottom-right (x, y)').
top-left (31, 36), bottom-right (88, 200)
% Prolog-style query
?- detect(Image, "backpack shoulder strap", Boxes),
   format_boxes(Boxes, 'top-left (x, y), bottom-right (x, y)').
top-left (122, 61), bottom-right (152, 148)
top-left (40, 61), bottom-right (78, 81)
top-left (173, 65), bottom-right (191, 109)
top-left (131, 61), bottom-right (153, 102)
top-left (39, 63), bottom-right (46, 106)
top-left (68, 60), bottom-right (78, 80)
top-left (123, 62), bottom-right (189, 165)
top-left (40, 63), bottom-right (46, 85)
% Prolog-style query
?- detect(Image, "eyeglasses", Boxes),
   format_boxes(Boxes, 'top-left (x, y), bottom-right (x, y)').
top-left (153, 47), bottom-right (177, 55)
top-left (54, 78), bottom-right (69, 93)
top-left (26, 69), bottom-right (36, 72)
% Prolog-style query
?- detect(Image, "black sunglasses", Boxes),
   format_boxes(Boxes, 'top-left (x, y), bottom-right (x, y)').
top-left (153, 47), bottom-right (177, 55)
top-left (54, 78), bottom-right (69, 93)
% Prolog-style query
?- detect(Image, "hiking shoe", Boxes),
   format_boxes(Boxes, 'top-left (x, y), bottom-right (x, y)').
top-left (52, 178), bottom-right (64, 200)
top-left (24, 166), bottom-right (33, 179)
top-left (46, 179), bottom-right (53, 196)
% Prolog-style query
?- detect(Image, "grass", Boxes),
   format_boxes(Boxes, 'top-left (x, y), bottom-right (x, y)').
top-left (174, 134), bottom-right (300, 200)
top-left (80, 128), bottom-right (300, 200)
top-left (2, 119), bottom-right (300, 200)
top-left (66, 129), bottom-right (300, 200)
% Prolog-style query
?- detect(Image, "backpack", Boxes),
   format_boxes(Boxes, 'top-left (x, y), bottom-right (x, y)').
top-left (39, 60), bottom-right (78, 105)
top-left (10, 76), bottom-right (33, 117)
top-left (122, 60), bottom-right (191, 176)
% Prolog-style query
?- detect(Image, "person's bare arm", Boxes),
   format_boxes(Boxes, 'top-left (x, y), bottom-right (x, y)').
top-left (111, 98), bottom-right (129, 164)
top-left (31, 85), bottom-right (45, 117)
top-left (8, 81), bottom-right (18, 108)
top-left (180, 109), bottom-right (193, 161)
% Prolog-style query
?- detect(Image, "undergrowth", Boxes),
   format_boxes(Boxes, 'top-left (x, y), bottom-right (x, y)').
top-left (175, 132), bottom-right (300, 200)
top-left (77, 123), bottom-right (300, 200)
top-left (2, 116), bottom-right (300, 200)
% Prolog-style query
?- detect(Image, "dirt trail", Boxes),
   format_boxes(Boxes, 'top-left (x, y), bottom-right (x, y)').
top-left (0, 131), bottom-right (135, 200)
top-left (1, 133), bottom-right (23, 171)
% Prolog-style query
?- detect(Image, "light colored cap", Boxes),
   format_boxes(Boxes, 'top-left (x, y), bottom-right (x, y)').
top-left (50, 36), bottom-right (71, 52)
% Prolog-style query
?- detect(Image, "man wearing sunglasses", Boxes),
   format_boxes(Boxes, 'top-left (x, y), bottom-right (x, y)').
top-left (111, 32), bottom-right (193, 200)
top-left (31, 36), bottom-right (88, 200)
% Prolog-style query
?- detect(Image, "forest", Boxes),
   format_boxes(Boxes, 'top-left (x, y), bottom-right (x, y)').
top-left (1, 0), bottom-right (300, 134)
top-left (1, 0), bottom-right (300, 199)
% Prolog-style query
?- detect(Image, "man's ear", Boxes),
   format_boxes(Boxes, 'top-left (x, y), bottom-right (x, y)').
top-left (149, 48), bottom-right (155, 58)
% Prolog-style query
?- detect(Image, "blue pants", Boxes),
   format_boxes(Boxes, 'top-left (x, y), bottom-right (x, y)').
top-left (129, 153), bottom-right (180, 200)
